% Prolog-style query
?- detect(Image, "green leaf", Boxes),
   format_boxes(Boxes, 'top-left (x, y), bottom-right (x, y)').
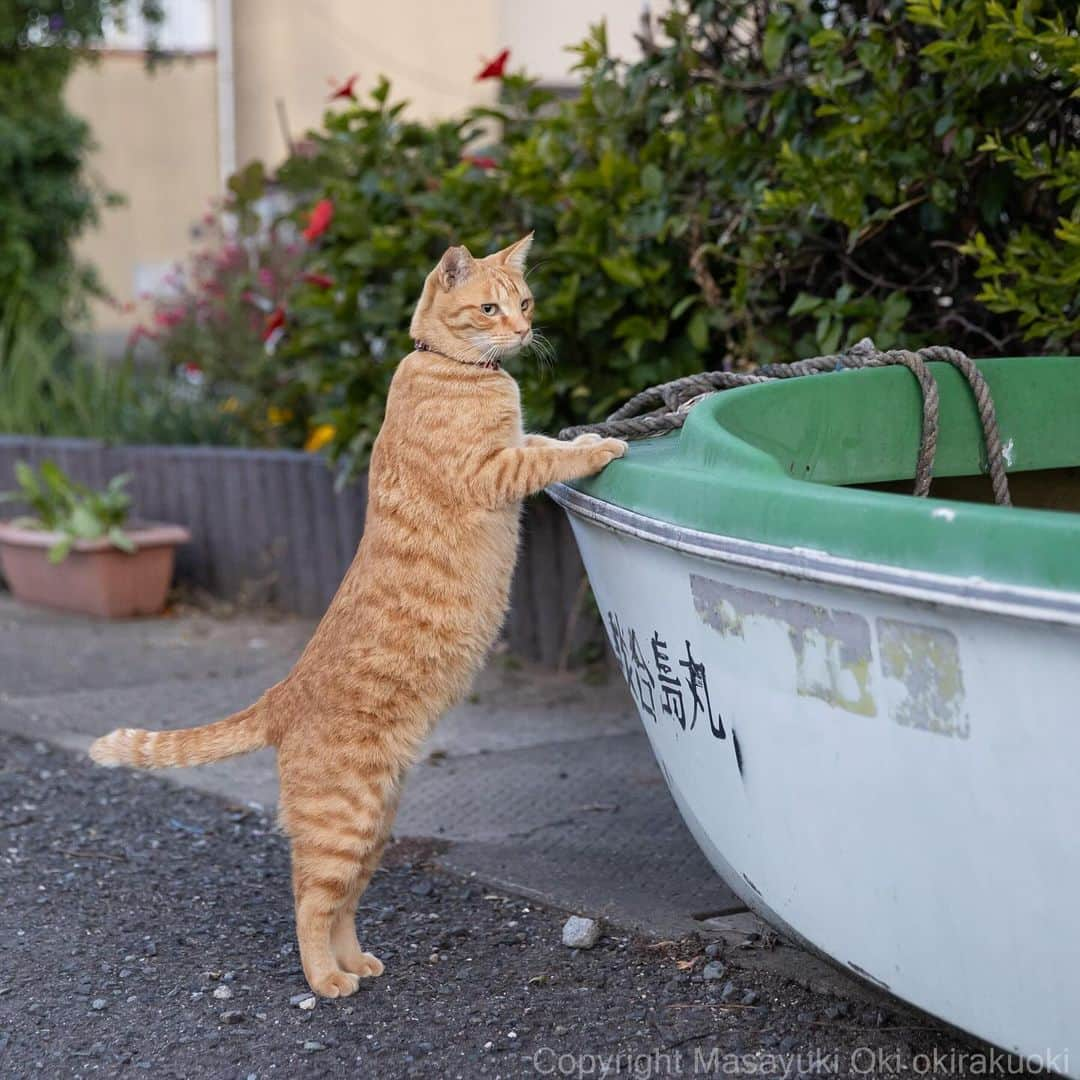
top-left (762, 19), bottom-right (789, 73)
top-left (13, 462), bottom-right (40, 499)
top-left (47, 536), bottom-right (73, 564)
top-left (688, 311), bottom-right (709, 351)
top-left (788, 293), bottom-right (822, 317)
top-left (599, 256), bottom-right (644, 288)
top-left (670, 294), bottom-right (698, 320)
top-left (108, 527), bottom-right (136, 554)
top-left (69, 504), bottom-right (104, 539)
top-left (640, 163), bottom-right (664, 197)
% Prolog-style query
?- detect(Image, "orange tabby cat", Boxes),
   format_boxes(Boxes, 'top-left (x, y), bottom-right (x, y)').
top-left (90, 234), bottom-right (626, 997)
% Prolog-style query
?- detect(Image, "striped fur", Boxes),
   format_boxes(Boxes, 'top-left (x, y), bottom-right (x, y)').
top-left (88, 236), bottom-right (626, 997)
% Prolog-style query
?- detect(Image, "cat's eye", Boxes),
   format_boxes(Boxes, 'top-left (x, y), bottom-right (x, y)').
top-left (521, 298), bottom-right (531, 311)
top-left (480, 303), bottom-right (499, 316)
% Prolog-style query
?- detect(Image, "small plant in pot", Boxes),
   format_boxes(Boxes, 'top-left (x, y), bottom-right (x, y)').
top-left (0, 461), bottom-right (190, 618)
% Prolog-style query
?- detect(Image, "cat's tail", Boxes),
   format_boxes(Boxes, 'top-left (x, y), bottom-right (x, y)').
top-left (88, 702), bottom-right (268, 769)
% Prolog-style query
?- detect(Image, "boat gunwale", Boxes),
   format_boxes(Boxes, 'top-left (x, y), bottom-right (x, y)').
top-left (548, 482), bottom-right (1080, 629)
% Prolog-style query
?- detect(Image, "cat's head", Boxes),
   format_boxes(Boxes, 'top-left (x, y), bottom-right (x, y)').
top-left (410, 234), bottom-right (534, 368)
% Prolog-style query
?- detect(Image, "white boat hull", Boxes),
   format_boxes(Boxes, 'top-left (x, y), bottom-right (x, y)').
top-left (561, 497), bottom-right (1079, 1073)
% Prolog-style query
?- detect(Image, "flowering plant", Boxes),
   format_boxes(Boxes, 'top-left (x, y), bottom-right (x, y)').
top-left (131, 204), bottom-right (314, 449)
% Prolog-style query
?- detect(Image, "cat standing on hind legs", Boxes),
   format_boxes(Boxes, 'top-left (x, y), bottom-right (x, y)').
top-left (89, 233), bottom-right (626, 997)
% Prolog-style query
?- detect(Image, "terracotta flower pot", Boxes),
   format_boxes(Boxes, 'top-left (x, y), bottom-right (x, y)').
top-left (0, 521), bottom-right (191, 618)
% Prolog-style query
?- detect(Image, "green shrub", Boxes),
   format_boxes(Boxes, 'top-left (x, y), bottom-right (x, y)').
top-left (130, 200), bottom-right (311, 450)
top-left (236, 0), bottom-right (1075, 481)
top-left (0, 1), bottom-right (162, 329)
top-left (0, 300), bottom-right (249, 447)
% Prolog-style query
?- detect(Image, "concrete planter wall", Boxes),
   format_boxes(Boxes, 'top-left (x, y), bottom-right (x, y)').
top-left (0, 437), bottom-right (594, 665)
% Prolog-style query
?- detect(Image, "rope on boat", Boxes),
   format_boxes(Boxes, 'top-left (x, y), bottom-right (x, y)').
top-left (559, 337), bottom-right (1012, 507)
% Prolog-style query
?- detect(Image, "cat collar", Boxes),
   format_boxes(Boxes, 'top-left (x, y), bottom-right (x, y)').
top-left (414, 340), bottom-right (500, 371)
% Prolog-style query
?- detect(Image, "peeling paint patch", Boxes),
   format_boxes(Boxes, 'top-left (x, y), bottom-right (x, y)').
top-left (1002, 438), bottom-right (1015, 467)
top-left (877, 618), bottom-right (969, 738)
top-left (692, 576), bottom-right (876, 717)
top-left (732, 729), bottom-right (744, 778)
top-left (931, 507), bottom-right (956, 522)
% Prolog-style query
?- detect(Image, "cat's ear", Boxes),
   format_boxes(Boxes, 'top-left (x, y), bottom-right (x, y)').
top-left (494, 232), bottom-right (534, 273)
top-left (436, 245), bottom-right (476, 290)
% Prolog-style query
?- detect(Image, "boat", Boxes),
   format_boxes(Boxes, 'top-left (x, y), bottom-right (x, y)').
top-left (548, 353), bottom-right (1080, 1072)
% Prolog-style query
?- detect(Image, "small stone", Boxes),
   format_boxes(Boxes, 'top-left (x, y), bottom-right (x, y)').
top-left (704, 942), bottom-right (723, 959)
top-left (561, 916), bottom-right (600, 950)
top-left (220, 1011), bottom-right (244, 1025)
top-left (410, 878), bottom-right (434, 897)
top-left (702, 961), bottom-right (726, 981)
top-left (290, 992), bottom-right (315, 1007)
top-left (303, 1041), bottom-right (326, 1052)
top-left (719, 981), bottom-right (738, 1002)
top-left (91, 998), bottom-right (107, 1011)
top-left (212, 986), bottom-right (233, 1000)
top-left (299, 997), bottom-right (316, 1011)
top-left (553, 1025), bottom-right (569, 1037)
top-left (741, 990), bottom-right (760, 1005)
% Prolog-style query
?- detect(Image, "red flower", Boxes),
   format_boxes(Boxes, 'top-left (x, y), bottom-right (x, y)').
top-left (328, 74), bottom-right (358, 102)
top-left (302, 199), bottom-right (334, 242)
top-left (302, 271), bottom-right (335, 289)
top-left (262, 306), bottom-right (286, 340)
top-left (462, 154), bottom-right (497, 171)
top-left (475, 48), bottom-right (510, 80)
top-left (153, 308), bottom-right (184, 329)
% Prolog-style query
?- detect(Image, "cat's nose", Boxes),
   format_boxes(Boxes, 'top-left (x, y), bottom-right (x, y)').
top-left (518, 327), bottom-right (533, 343)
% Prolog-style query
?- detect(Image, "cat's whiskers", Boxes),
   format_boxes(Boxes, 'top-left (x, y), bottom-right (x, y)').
top-left (524, 329), bottom-right (556, 373)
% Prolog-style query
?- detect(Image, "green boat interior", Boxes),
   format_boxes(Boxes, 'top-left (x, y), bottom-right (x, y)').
top-left (707, 355), bottom-right (1080, 512)
top-left (860, 469), bottom-right (1080, 514)
top-left (570, 355), bottom-right (1080, 592)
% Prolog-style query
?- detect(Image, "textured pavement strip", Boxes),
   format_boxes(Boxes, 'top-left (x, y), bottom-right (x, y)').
top-left (0, 595), bottom-right (869, 997)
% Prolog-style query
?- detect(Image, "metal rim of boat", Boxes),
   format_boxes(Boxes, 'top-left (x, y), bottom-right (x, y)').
top-left (547, 482), bottom-right (1080, 630)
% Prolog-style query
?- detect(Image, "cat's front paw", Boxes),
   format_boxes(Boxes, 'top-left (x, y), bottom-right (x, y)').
top-left (572, 432), bottom-right (605, 445)
top-left (585, 438), bottom-right (628, 471)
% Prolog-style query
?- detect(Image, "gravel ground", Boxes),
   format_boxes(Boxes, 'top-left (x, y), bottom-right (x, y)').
top-left (0, 735), bottom-right (1047, 1079)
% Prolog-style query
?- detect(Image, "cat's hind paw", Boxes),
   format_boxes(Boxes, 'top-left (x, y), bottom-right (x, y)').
top-left (309, 969), bottom-right (362, 998)
top-left (339, 949), bottom-right (384, 978)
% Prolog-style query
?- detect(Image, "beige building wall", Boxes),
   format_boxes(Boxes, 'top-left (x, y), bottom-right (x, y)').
top-left (69, 54), bottom-right (220, 335)
top-left (232, 0), bottom-right (500, 168)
